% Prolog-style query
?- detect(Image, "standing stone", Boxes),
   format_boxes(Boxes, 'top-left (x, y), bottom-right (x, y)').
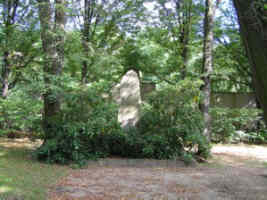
top-left (118, 70), bottom-right (141, 129)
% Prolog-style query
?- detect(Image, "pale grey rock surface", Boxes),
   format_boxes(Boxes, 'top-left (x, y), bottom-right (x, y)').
top-left (117, 70), bottom-right (141, 129)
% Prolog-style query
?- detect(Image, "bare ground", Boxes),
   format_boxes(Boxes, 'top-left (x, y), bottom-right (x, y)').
top-left (48, 144), bottom-right (267, 200)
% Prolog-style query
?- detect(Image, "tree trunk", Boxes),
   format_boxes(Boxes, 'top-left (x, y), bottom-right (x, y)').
top-left (38, 0), bottom-right (65, 140)
top-left (1, 51), bottom-right (10, 98)
top-left (179, 0), bottom-right (193, 79)
top-left (201, 0), bottom-right (217, 142)
top-left (54, 0), bottom-right (65, 75)
top-left (233, 0), bottom-right (267, 124)
top-left (81, 0), bottom-right (94, 84)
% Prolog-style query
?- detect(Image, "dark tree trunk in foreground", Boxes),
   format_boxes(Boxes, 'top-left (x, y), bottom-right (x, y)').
top-left (201, 0), bottom-right (217, 142)
top-left (38, 0), bottom-right (65, 141)
top-left (233, 0), bottom-right (267, 124)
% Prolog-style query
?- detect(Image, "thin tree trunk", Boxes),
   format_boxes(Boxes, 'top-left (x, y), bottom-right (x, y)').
top-left (54, 0), bottom-right (65, 75)
top-left (1, 51), bottom-right (10, 98)
top-left (81, 0), bottom-right (91, 84)
top-left (201, 0), bottom-right (217, 142)
top-left (180, 0), bottom-right (193, 79)
top-left (181, 36), bottom-right (189, 79)
top-left (233, 0), bottom-right (267, 124)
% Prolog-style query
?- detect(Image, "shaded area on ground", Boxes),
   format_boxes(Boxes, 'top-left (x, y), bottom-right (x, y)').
top-left (49, 145), bottom-right (267, 200)
top-left (1, 139), bottom-right (267, 200)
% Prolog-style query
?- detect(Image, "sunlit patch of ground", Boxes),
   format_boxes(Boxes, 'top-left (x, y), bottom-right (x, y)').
top-left (0, 138), bottom-right (42, 149)
top-left (0, 138), bottom-right (69, 200)
top-left (211, 144), bottom-right (267, 163)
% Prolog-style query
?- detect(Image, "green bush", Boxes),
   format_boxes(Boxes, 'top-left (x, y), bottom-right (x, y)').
top-left (36, 84), bottom-right (122, 164)
top-left (137, 80), bottom-right (210, 159)
top-left (36, 80), bottom-right (211, 164)
top-left (210, 107), bottom-right (266, 143)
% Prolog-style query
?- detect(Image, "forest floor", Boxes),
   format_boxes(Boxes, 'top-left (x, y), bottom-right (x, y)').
top-left (1, 139), bottom-right (267, 200)
top-left (48, 144), bottom-right (267, 200)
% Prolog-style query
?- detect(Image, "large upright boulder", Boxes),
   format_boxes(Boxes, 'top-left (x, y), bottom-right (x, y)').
top-left (118, 70), bottom-right (141, 129)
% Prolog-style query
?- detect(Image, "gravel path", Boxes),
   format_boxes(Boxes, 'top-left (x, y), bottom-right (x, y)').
top-left (49, 145), bottom-right (267, 200)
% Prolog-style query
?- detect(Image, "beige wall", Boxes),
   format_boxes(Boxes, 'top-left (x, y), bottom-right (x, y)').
top-left (211, 93), bottom-right (256, 108)
top-left (113, 83), bottom-right (256, 109)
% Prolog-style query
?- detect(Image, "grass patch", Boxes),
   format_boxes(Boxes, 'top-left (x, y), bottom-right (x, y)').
top-left (263, 162), bottom-right (267, 168)
top-left (0, 139), bottom-right (69, 200)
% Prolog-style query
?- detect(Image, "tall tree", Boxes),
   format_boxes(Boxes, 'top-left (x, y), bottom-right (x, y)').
top-left (178, 0), bottom-right (193, 79)
top-left (156, 0), bottom-right (195, 79)
top-left (70, 0), bottom-right (146, 84)
top-left (1, 0), bottom-right (19, 98)
top-left (0, 0), bottom-right (38, 98)
top-left (81, 0), bottom-right (97, 84)
top-left (201, 0), bottom-right (217, 141)
top-left (38, 0), bottom-right (65, 141)
top-left (233, 0), bottom-right (267, 123)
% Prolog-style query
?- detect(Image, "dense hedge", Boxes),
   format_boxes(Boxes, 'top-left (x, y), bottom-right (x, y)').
top-left (36, 81), bottom-right (210, 164)
top-left (3, 81), bottom-right (265, 165)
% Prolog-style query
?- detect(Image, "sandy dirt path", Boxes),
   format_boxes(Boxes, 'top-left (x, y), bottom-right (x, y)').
top-left (48, 144), bottom-right (267, 200)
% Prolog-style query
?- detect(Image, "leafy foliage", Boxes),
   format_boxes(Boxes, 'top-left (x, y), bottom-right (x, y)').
top-left (210, 108), bottom-right (266, 143)
top-left (35, 79), bottom-right (211, 164)
top-left (138, 80), bottom-right (210, 159)
top-left (35, 83), bottom-right (120, 164)
top-left (0, 88), bottom-right (42, 138)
